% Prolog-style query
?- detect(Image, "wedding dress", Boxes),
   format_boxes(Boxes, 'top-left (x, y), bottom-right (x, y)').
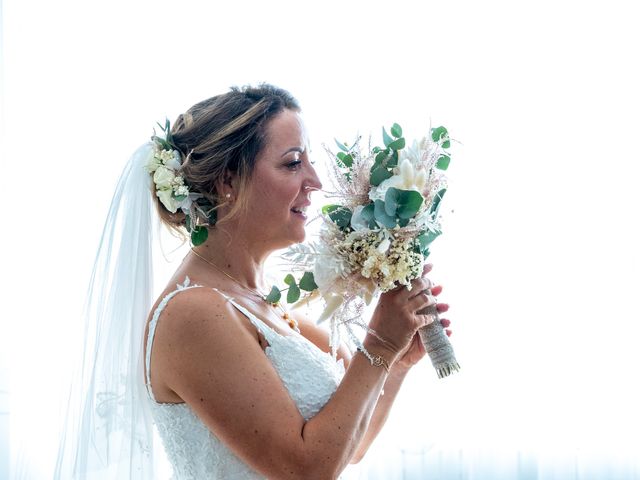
top-left (145, 278), bottom-right (346, 479)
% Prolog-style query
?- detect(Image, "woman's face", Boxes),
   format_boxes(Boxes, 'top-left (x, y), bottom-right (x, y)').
top-left (238, 109), bottom-right (322, 249)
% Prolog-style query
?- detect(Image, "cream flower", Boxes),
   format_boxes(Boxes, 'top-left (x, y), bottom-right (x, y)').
top-left (369, 158), bottom-right (427, 202)
top-left (163, 150), bottom-right (182, 170)
top-left (156, 188), bottom-right (179, 213)
top-left (153, 166), bottom-right (175, 190)
top-left (145, 154), bottom-right (163, 173)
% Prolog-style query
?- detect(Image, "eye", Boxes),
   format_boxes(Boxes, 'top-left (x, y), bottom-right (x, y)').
top-left (286, 160), bottom-right (303, 170)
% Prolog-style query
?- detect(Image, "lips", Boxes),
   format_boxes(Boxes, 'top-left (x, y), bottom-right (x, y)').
top-left (291, 203), bottom-right (310, 219)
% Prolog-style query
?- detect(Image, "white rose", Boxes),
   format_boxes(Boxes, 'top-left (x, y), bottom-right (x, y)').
top-left (153, 166), bottom-right (175, 189)
top-left (156, 188), bottom-right (179, 213)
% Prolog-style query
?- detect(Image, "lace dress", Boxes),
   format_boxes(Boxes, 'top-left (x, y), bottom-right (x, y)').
top-left (145, 279), bottom-right (346, 479)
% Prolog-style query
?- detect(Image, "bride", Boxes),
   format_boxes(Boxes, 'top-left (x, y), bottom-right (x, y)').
top-left (56, 84), bottom-right (451, 479)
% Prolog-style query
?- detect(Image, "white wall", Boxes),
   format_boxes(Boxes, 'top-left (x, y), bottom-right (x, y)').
top-left (2, 0), bottom-right (639, 478)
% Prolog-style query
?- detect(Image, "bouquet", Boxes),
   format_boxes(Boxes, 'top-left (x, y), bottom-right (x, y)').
top-left (268, 124), bottom-right (460, 379)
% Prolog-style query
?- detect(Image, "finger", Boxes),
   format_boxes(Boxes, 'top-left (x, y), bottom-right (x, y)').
top-left (445, 329), bottom-right (452, 337)
top-left (408, 290), bottom-right (437, 316)
top-left (407, 278), bottom-right (433, 300)
top-left (440, 318), bottom-right (451, 328)
top-left (422, 263), bottom-right (433, 276)
top-left (437, 303), bottom-right (449, 313)
top-left (430, 285), bottom-right (443, 296)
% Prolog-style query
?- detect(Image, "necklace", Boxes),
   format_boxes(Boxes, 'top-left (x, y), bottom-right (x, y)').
top-left (190, 248), bottom-right (299, 332)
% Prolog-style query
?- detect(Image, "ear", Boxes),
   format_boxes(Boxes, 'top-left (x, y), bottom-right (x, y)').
top-left (215, 169), bottom-right (238, 200)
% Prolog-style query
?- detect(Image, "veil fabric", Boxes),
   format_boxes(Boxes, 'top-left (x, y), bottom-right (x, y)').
top-left (54, 143), bottom-right (158, 479)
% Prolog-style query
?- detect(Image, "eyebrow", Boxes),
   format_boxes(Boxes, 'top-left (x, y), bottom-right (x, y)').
top-left (281, 146), bottom-right (305, 157)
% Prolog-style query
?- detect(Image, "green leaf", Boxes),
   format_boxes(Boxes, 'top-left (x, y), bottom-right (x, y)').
top-left (395, 189), bottom-right (424, 219)
top-left (338, 153), bottom-right (353, 168)
top-left (375, 150), bottom-right (388, 164)
top-left (382, 127), bottom-right (393, 148)
top-left (266, 286), bottom-right (282, 304)
top-left (431, 126), bottom-right (450, 148)
top-left (384, 187), bottom-right (400, 216)
top-left (360, 203), bottom-right (378, 229)
top-left (430, 188), bottom-right (447, 216)
top-left (328, 206), bottom-right (352, 228)
top-left (287, 283), bottom-right (301, 303)
top-left (388, 137), bottom-right (406, 151)
top-left (299, 271), bottom-right (318, 291)
top-left (436, 155), bottom-right (451, 170)
top-left (391, 123), bottom-right (403, 138)
top-left (417, 229), bottom-right (441, 253)
top-left (423, 248), bottom-right (431, 259)
top-left (322, 204), bottom-right (339, 215)
top-left (370, 166), bottom-right (393, 186)
top-left (284, 273), bottom-right (296, 286)
top-left (372, 146), bottom-right (382, 154)
top-left (191, 226), bottom-right (208, 246)
top-left (334, 138), bottom-right (349, 152)
top-left (174, 194), bottom-right (187, 202)
top-left (398, 217), bottom-right (410, 227)
top-left (184, 214), bottom-right (192, 233)
top-left (374, 200), bottom-right (397, 228)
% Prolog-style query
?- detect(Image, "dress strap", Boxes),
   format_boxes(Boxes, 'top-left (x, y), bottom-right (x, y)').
top-left (145, 277), bottom-right (201, 401)
top-left (211, 288), bottom-right (280, 345)
top-left (145, 278), bottom-right (281, 401)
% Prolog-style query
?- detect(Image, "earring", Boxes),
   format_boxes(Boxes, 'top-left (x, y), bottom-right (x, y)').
top-left (225, 193), bottom-right (231, 199)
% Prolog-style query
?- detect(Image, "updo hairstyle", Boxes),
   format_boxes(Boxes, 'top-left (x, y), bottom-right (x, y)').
top-left (155, 84), bottom-right (300, 234)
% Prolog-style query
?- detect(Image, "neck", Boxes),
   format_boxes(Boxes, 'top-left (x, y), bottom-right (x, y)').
top-left (191, 225), bottom-right (272, 293)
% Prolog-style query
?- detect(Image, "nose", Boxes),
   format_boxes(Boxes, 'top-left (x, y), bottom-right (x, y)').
top-left (304, 162), bottom-right (323, 192)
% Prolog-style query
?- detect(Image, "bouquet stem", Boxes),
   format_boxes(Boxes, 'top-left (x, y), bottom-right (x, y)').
top-left (417, 306), bottom-right (460, 379)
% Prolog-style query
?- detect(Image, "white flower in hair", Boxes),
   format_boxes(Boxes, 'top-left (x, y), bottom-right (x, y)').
top-left (156, 188), bottom-right (180, 213)
top-left (153, 166), bottom-right (176, 190)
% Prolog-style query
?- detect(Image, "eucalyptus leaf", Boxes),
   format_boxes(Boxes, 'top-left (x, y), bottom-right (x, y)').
top-left (388, 138), bottom-right (406, 151)
top-left (266, 286), bottom-right (282, 304)
top-left (375, 150), bottom-right (388, 164)
top-left (174, 194), bottom-right (187, 202)
top-left (322, 204), bottom-right (339, 215)
top-left (370, 166), bottom-right (392, 186)
top-left (334, 139), bottom-right (349, 152)
top-left (395, 190), bottom-right (424, 219)
top-left (284, 273), bottom-right (296, 286)
top-left (328, 206), bottom-right (352, 228)
top-left (430, 188), bottom-right (447, 216)
top-left (191, 226), bottom-right (208, 246)
top-left (341, 153), bottom-right (353, 168)
top-left (431, 125), bottom-right (450, 148)
top-left (417, 229), bottom-right (441, 253)
top-left (185, 214), bottom-right (192, 233)
top-left (384, 187), bottom-right (399, 216)
top-left (382, 127), bottom-right (393, 148)
top-left (436, 155), bottom-right (451, 170)
top-left (361, 203), bottom-right (378, 229)
top-left (398, 217), bottom-right (409, 227)
top-left (299, 271), bottom-right (318, 291)
top-left (391, 123), bottom-right (403, 138)
top-left (374, 200), bottom-right (397, 228)
top-left (287, 283), bottom-right (301, 303)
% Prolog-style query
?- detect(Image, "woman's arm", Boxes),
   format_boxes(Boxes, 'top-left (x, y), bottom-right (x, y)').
top-left (152, 277), bottom-right (434, 480)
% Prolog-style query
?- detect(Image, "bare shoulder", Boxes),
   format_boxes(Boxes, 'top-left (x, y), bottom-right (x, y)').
top-left (292, 310), bottom-right (352, 366)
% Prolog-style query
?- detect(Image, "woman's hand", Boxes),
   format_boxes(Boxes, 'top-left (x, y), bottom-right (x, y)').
top-left (365, 264), bottom-right (440, 363)
top-left (394, 284), bottom-right (452, 371)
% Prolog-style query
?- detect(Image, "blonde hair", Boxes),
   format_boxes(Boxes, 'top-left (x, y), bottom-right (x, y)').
top-left (154, 84), bottom-right (300, 235)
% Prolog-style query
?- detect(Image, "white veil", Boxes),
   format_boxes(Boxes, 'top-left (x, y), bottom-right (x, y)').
top-left (54, 143), bottom-right (158, 479)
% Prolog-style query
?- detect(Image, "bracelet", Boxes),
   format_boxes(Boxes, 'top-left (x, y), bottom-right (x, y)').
top-left (357, 346), bottom-right (390, 373)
